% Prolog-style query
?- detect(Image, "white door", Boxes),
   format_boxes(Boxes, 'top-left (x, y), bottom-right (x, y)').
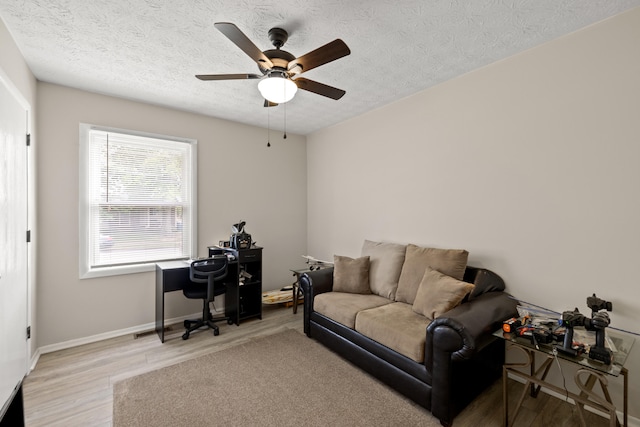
top-left (0, 74), bottom-right (29, 411)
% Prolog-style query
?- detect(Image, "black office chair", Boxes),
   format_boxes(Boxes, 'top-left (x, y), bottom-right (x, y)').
top-left (182, 255), bottom-right (233, 340)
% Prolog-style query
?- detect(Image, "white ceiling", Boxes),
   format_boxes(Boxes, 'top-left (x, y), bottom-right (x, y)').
top-left (2, 1), bottom-right (639, 135)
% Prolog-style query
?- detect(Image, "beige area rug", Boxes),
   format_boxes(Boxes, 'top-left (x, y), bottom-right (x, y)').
top-left (113, 329), bottom-right (440, 426)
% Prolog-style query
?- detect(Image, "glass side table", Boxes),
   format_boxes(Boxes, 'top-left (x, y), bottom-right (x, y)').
top-left (494, 327), bottom-right (634, 426)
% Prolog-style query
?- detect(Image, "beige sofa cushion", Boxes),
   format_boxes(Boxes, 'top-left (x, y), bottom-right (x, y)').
top-left (333, 255), bottom-right (371, 294)
top-left (314, 292), bottom-right (392, 329)
top-left (395, 244), bottom-right (469, 305)
top-left (361, 240), bottom-right (406, 300)
top-left (412, 267), bottom-right (475, 320)
top-left (355, 302), bottom-right (431, 363)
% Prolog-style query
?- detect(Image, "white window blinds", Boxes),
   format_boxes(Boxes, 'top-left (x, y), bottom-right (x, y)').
top-left (80, 125), bottom-right (196, 276)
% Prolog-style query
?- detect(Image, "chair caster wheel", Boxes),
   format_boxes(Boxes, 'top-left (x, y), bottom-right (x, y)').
top-left (227, 319), bottom-right (234, 325)
top-left (182, 332), bottom-right (189, 340)
top-left (214, 329), bottom-right (220, 336)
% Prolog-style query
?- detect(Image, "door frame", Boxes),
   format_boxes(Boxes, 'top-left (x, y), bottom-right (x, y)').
top-left (0, 66), bottom-right (34, 373)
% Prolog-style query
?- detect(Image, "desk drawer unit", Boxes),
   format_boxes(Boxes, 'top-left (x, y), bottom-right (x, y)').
top-left (216, 246), bottom-right (263, 325)
top-left (237, 248), bottom-right (261, 263)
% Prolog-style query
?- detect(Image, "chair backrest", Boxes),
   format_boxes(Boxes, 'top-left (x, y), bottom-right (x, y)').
top-left (190, 255), bottom-right (229, 300)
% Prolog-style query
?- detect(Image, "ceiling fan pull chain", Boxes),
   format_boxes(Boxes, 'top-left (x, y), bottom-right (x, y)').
top-left (283, 101), bottom-right (287, 139)
top-left (267, 105), bottom-right (271, 147)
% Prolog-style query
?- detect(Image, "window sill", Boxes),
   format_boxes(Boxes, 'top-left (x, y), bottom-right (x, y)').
top-left (80, 262), bottom-right (156, 279)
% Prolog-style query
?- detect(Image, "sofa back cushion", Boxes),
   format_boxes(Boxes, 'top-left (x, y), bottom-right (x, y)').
top-left (412, 267), bottom-right (475, 319)
top-left (361, 240), bottom-right (406, 299)
top-left (395, 244), bottom-right (469, 305)
top-left (333, 255), bottom-right (371, 294)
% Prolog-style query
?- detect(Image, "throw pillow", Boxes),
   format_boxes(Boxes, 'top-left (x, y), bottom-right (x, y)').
top-left (361, 240), bottom-right (406, 299)
top-left (333, 255), bottom-right (371, 294)
top-left (412, 267), bottom-right (475, 319)
top-left (395, 244), bottom-right (469, 304)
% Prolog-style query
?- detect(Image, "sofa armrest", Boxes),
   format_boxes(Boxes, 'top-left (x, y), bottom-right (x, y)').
top-left (425, 291), bottom-right (518, 366)
top-left (300, 267), bottom-right (334, 297)
top-left (299, 267), bottom-right (334, 335)
top-left (425, 291), bottom-right (517, 425)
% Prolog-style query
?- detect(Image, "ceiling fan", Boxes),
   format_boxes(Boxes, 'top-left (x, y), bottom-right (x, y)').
top-left (196, 22), bottom-right (351, 106)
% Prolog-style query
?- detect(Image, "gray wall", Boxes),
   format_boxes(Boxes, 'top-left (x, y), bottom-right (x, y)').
top-left (36, 83), bottom-right (307, 348)
top-left (306, 7), bottom-right (640, 419)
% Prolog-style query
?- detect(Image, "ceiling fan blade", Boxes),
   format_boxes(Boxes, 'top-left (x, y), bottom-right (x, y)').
top-left (214, 22), bottom-right (274, 69)
top-left (288, 39), bottom-right (350, 74)
top-left (294, 77), bottom-right (346, 100)
top-left (196, 73), bottom-right (262, 80)
top-left (263, 100), bottom-right (279, 107)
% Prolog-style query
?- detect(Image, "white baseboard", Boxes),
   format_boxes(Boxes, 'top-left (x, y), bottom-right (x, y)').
top-left (32, 311), bottom-right (203, 364)
top-left (509, 375), bottom-right (639, 426)
top-left (29, 349), bottom-right (41, 372)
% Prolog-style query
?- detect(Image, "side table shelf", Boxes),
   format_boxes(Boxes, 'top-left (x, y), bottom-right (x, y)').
top-left (495, 328), bottom-right (634, 427)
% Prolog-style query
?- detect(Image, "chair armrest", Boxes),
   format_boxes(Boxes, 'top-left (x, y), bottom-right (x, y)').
top-left (426, 291), bottom-right (518, 366)
top-left (299, 267), bottom-right (334, 335)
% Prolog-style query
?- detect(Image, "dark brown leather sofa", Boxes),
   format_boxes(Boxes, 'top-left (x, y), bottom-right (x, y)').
top-left (300, 266), bottom-right (518, 427)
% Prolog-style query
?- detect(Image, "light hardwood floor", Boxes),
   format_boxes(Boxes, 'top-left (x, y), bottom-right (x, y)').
top-left (23, 305), bottom-right (612, 427)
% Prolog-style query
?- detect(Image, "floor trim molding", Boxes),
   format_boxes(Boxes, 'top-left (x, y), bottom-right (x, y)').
top-left (31, 311), bottom-right (201, 367)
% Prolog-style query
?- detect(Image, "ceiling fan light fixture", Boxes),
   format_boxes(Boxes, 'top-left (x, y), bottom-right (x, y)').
top-left (258, 73), bottom-right (297, 104)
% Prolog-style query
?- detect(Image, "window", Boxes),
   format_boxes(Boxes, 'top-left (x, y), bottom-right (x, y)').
top-left (79, 124), bottom-right (197, 278)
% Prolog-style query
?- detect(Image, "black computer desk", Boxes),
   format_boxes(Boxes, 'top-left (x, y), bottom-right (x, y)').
top-left (155, 247), bottom-right (263, 343)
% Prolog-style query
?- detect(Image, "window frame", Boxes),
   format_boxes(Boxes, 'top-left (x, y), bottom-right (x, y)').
top-left (79, 123), bottom-right (197, 279)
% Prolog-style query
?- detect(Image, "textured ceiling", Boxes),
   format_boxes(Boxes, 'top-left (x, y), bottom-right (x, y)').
top-left (1, 1), bottom-right (639, 135)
